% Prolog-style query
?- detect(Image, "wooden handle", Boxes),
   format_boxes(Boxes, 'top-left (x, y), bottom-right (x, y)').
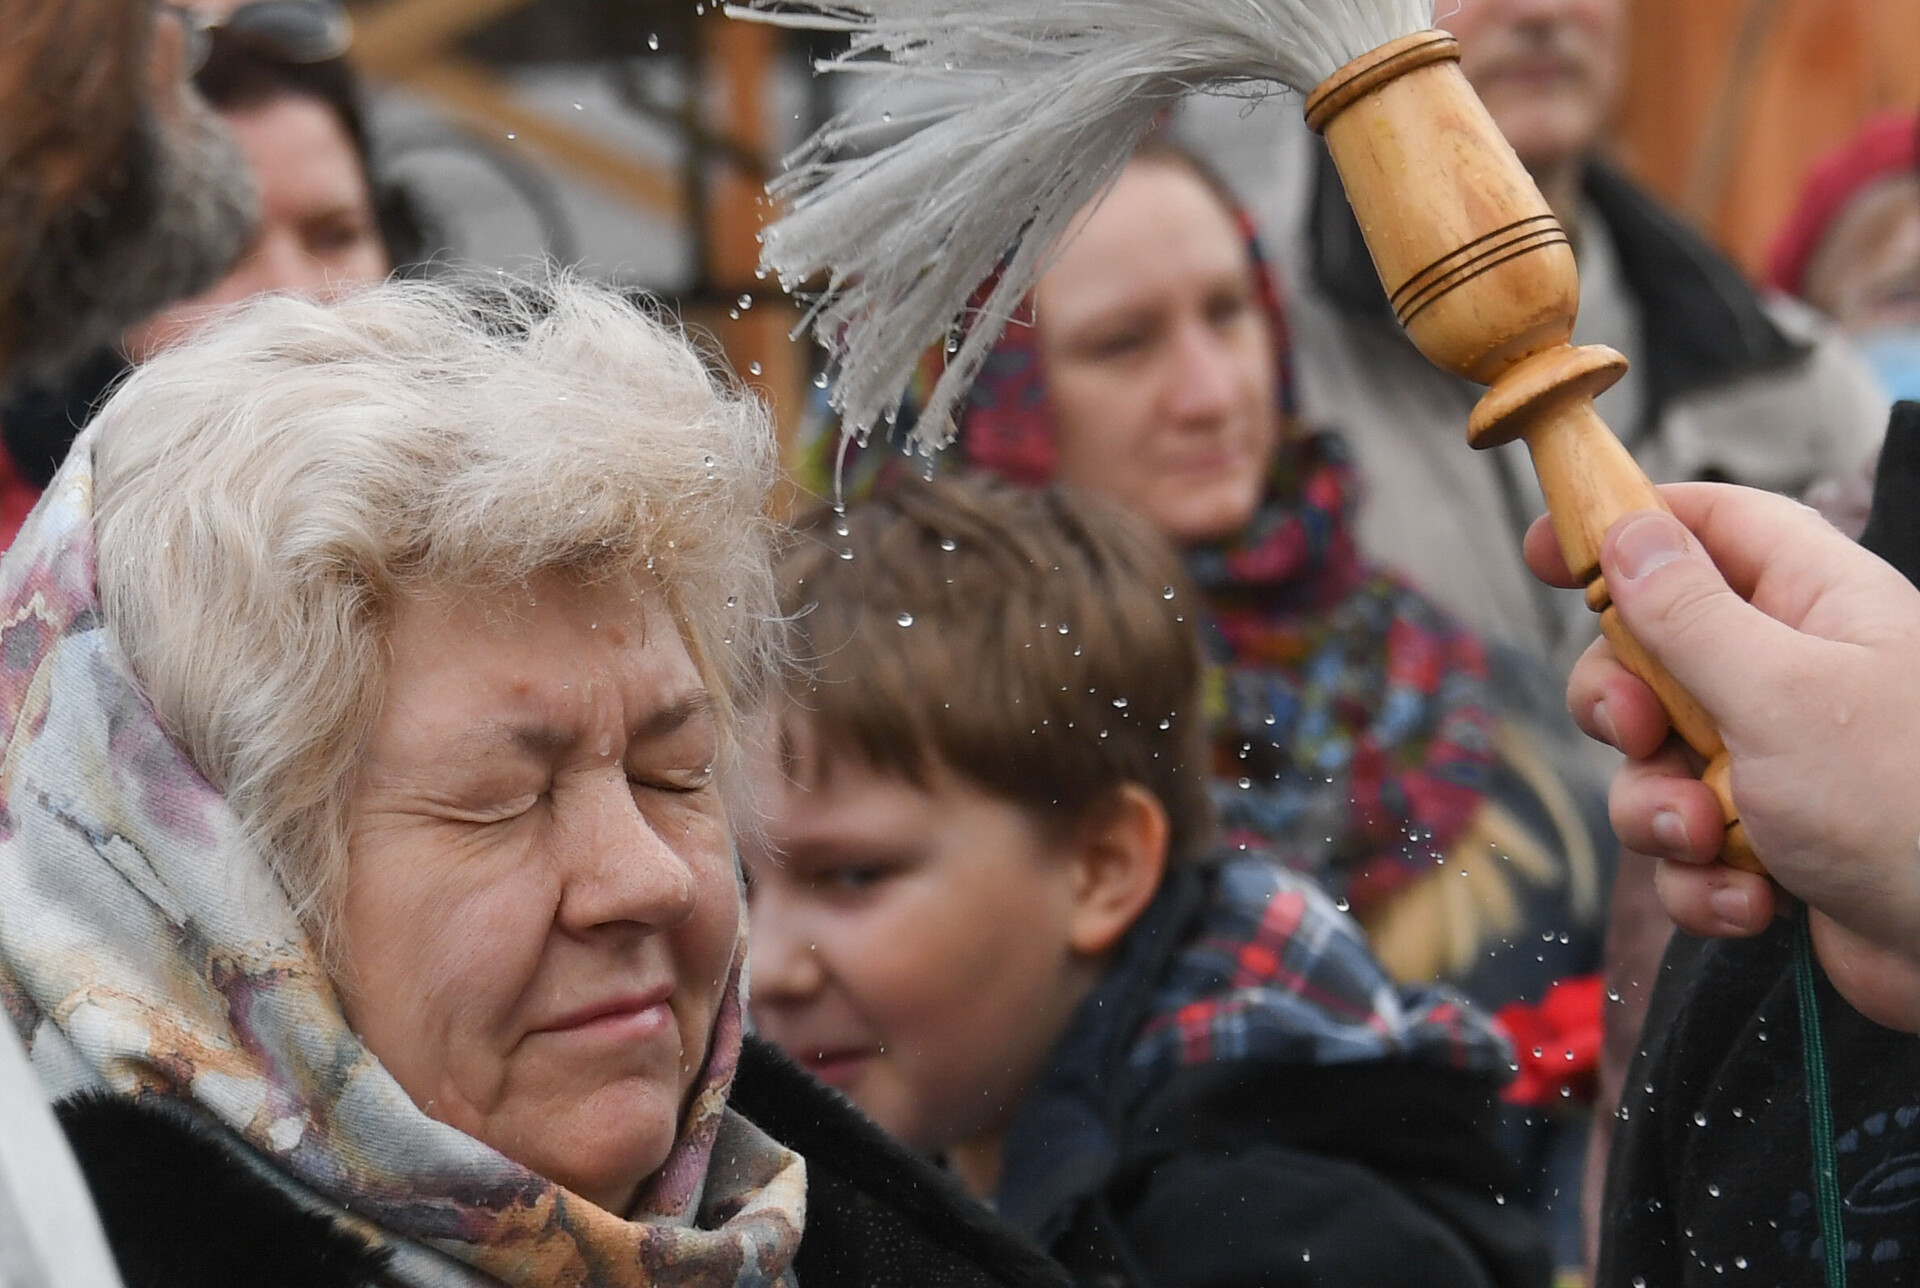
top-left (1307, 37), bottom-right (1764, 875)
top-left (1470, 346), bottom-right (1762, 874)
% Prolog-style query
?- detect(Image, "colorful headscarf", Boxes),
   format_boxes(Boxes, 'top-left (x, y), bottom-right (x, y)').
top-left (0, 435), bottom-right (806, 1287)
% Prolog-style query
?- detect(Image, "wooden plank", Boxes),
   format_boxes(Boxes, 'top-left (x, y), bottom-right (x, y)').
top-left (352, 0), bottom-right (537, 77)
top-left (398, 58), bottom-right (683, 216)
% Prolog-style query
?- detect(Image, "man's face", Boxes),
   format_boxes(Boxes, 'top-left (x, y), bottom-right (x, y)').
top-left (1440, 0), bottom-right (1626, 176)
top-left (3, 3), bottom-right (256, 379)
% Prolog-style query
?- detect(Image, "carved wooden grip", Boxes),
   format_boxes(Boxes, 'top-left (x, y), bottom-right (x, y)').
top-left (1306, 32), bottom-right (1763, 874)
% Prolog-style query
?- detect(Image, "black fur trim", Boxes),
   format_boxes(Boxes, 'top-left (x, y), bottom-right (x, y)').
top-left (57, 1093), bottom-right (390, 1288)
top-left (732, 1037), bottom-right (1073, 1288)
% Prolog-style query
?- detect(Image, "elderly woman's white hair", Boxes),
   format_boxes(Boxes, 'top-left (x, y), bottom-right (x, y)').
top-left (90, 272), bottom-right (782, 961)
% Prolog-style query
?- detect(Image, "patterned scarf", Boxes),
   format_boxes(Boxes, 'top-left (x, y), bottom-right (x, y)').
top-left (803, 206), bottom-right (1500, 918)
top-left (0, 438), bottom-right (806, 1288)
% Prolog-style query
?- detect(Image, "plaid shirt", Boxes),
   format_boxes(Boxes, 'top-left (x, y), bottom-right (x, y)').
top-left (1126, 855), bottom-right (1514, 1097)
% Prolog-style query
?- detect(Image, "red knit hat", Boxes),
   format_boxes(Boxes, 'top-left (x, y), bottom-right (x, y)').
top-left (1767, 110), bottom-right (1920, 298)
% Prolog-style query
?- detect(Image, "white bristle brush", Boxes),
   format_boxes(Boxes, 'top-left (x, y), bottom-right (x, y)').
top-left (730, 0), bottom-right (1433, 453)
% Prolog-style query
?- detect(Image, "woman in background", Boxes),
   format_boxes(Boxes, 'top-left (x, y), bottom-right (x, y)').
top-left (0, 1), bottom-right (427, 542)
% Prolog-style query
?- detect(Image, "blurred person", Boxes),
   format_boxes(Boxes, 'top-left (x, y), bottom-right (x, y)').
top-left (0, 3), bottom-right (258, 1284)
top-left (1266, 0), bottom-right (1888, 678)
top-left (7, 273), bottom-right (1068, 1288)
top-left (0, 0), bottom-right (255, 382)
top-left (1525, 402), bottom-right (1920, 1286)
top-left (1, 8), bottom-right (427, 545)
top-left (125, 9), bottom-right (428, 360)
top-left (751, 473), bottom-right (1549, 1288)
top-left (807, 143), bottom-right (1617, 1264)
top-left (1769, 111), bottom-right (1920, 370)
top-left (1765, 110), bottom-right (1920, 537)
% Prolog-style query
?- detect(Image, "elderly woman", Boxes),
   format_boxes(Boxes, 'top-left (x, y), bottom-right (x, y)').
top-left (0, 275), bottom-right (1066, 1288)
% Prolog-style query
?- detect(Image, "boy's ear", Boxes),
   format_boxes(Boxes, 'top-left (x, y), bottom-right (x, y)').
top-left (1066, 783), bottom-right (1170, 957)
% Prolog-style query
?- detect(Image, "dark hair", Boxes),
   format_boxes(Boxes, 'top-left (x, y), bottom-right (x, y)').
top-left (193, 33), bottom-right (433, 270)
top-left (779, 474), bottom-right (1215, 864)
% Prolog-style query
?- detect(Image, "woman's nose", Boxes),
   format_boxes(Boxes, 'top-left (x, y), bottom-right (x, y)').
top-left (553, 771), bottom-right (699, 935)
top-left (1164, 322), bottom-right (1238, 423)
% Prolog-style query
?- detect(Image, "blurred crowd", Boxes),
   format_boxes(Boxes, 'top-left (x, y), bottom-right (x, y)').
top-left (0, 2), bottom-right (1917, 1288)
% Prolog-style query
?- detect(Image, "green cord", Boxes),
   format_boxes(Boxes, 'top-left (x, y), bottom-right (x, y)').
top-left (1793, 904), bottom-right (1848, 1288)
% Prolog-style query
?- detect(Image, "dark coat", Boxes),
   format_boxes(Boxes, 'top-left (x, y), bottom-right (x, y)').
top-left (56, 1037), bottom-right (1070, 1288)
top-left (991, 858), bottom-right (1553, 1288)
top-left (1598, 404), bottom-right (1920, 1288)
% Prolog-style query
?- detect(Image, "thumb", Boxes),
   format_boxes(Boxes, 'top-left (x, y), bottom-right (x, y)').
top-left (1600, 509), bottom-right (1799, 725)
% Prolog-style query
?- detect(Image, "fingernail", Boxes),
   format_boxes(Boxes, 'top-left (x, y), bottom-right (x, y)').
top-left (1593, 699), bottom-right (1621, 749)
top-left (1710, 884), bottom-right (1750, 927)
top-left (1613, 513), bottom-right (1688, 583)
top-left (1651, 808), bottom-right (1691, 855)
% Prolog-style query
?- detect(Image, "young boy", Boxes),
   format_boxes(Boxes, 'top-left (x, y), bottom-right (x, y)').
top-left (745, 475), bottom-right (1550, 1288)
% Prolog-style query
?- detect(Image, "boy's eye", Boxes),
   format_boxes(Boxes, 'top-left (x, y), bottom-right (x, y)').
top-left (811, 864), bottom-right (895, 895)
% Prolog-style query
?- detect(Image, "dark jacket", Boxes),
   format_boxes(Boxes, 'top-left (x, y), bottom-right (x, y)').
top-left (990, 854), bottom-right (1553, 1288)
top-left (1598, 404), bottom-right (1920, 1288)
top-left (56, 1037), bottom-right (1071, 1288)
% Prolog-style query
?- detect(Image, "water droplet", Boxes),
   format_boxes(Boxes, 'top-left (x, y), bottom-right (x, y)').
top-left (572, 101), bottom-right (583, 111)
top-left (1334, 896), bottom-right (1350, 912)
top-left (838, 548), bottom-right (854, 561)
top-left (725, 596), bottom-right (737, 608)
top-left (938, 537), bottom-right (957, 552)
top-left (1112, 698), bottom-right (1129, 710)
top-left (813, 372), bottom-right (830, 389)
top-left (1236, 777), bottom-right (1252, 791)
top-left (647, 32), bottom-right (660, 49)
top-left (1161, 585), bottom-right (1176, 599)
top-left (1158, 718), bottom-right (1172, 730)
top-left (748, 361), bottom-right (763, 376)
top-left (1694, 1111), bottom-right (1708, 1127)
top-left (738, 293), bottom-right (754, 310)
top-left (1707, 1183), bottom-right (1721, 1197)
top-left (1056, 623), bottom-right (1070, 635)
top-left (506, 131), bottom-right (517, 140)
top-left (896, 612), bottom-right (914, 628)
top-left (1735, 1257), bottom-right (1748, 1270)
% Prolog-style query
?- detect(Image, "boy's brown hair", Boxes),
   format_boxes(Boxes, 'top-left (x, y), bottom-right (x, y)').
top-left (778, 473), bottom-right (1214, 862)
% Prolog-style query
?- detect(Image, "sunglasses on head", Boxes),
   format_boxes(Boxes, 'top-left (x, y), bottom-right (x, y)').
top-left (162, 1), bottom-right (354, 75)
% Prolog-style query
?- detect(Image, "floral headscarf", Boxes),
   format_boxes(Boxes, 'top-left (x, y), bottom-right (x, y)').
top-left (0, 435), bottom-right (806, 1287)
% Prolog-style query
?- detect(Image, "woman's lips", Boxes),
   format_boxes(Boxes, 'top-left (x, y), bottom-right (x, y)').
top-left (535, 989), bottom-right (674, 1041)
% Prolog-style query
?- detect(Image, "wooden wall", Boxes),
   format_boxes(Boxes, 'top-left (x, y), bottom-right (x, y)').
top-left (1612, 0), bottom-right (1920, 279)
